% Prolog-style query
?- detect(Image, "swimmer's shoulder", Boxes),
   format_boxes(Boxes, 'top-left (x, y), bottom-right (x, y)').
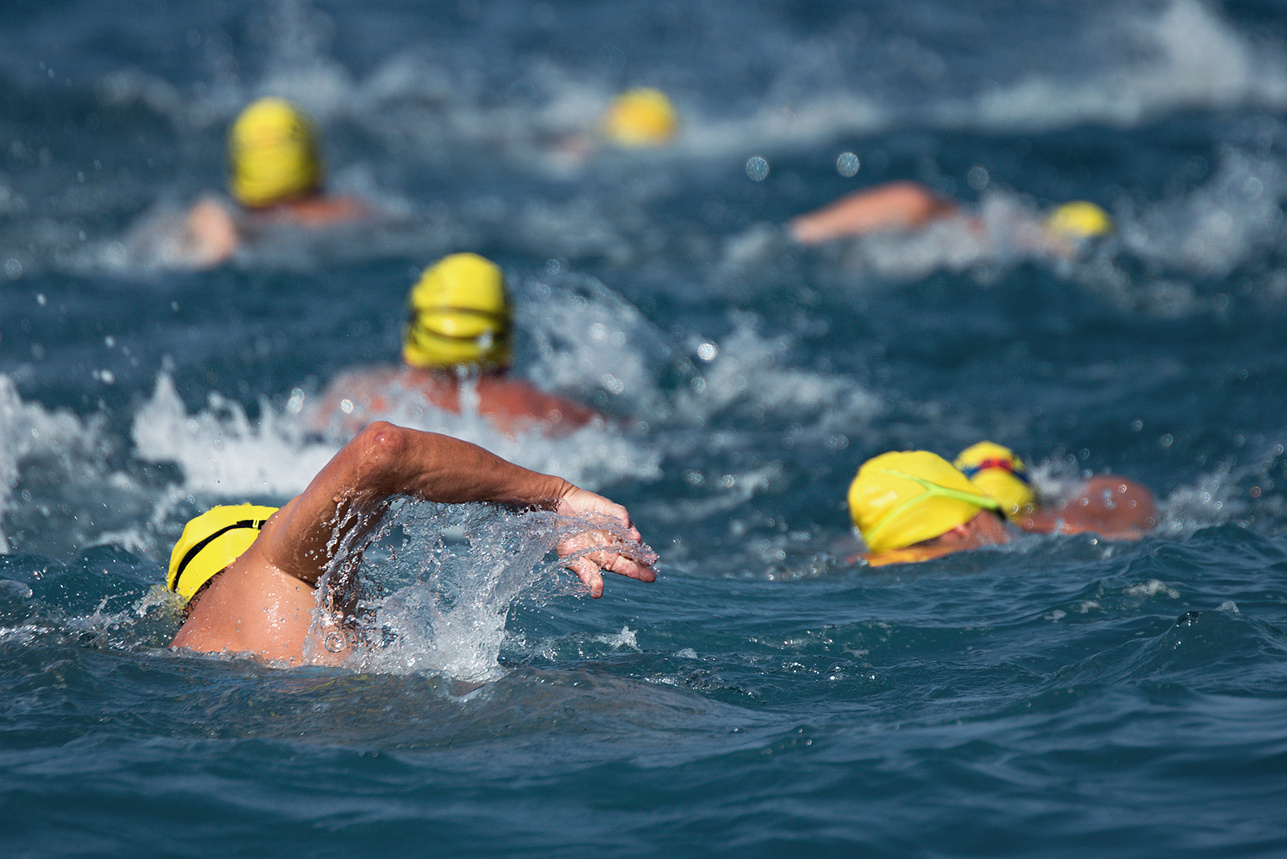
top-left (251, 195), bottom-right (371, 227)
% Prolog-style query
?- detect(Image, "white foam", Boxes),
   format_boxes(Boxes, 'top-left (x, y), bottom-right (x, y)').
top-left (592, 625), bottom-right (639, 650)
top-left (1122, 148), bottom-right (1287, 278)
top-left (0, 375), bottom-right (111, 553)
top-left (671, 312), bottom-right (884, 429)
top-left (133, 368), bottom-right (662, 498)
top-left (132, 373), bottom-right (339, 499)
top-left (1154, 461), bottom-right (1246, 537)
top-left (930, 0), bottom-right (1287, 133)
top-left (1125, 579), bottom-right (1181, 599)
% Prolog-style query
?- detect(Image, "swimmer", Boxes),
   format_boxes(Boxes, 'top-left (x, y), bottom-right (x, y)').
top-left (173, 97), bottom-right (368, 268)
top-left (602, 88), bottom-right (679, 148)
top-left (552, 87), bottom-right (680, 166)
top-left (787, 181), bottom-right (1113, 258)
top-left (312, 252), bottom-right (601, 439)
top-left (167, 421), bottom-right (657, 665)
top-left (954, 441), bottom-right (1158, 541)
top-left (847, 450), bottom-right (1011, 567)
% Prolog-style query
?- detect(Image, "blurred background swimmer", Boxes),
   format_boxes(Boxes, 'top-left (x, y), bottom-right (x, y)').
top-left (601, 88), bottom-right (679, 148)
top-left (130, 97), bottom-right (370, 269)
top-left (847, 450), bottom-right (1011, 567)
top-left (787, 181), bottom-right (1114, 259)
top-left (311, 252), bottom-right (602, 439)
top-left (551, 87), bottom-right (680, 166)
top-left (954, 441), bottom-right (1158, 541)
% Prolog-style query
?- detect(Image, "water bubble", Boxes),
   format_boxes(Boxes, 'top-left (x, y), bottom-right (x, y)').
top-left (746, 156), bottom-right (770, 182)
top-left (836, 152), bottom-right (860, 177)
top-left (967, 166), bottom-right (989, 190)
top-left (601, 373), bottom-right (625, 394)
top-left (696, 342), bottom-right (718, 362)
top-left (4, 259), bottom-right (21, 279)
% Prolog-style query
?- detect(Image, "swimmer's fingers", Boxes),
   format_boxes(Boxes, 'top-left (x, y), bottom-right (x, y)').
top-left (563, 555), bottom-right (605, 598)
top-left (552, 486), bottom-right (656, 596)
top-left (558, 531), bottom-right (658, 598)
top-left (584, 544), bottom-right (658, 583)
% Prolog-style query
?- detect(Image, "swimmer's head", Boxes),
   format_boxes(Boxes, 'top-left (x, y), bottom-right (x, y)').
top-left (402, 253), bottom-right (513, 371)
top-left (227, 98), bottom-right (323, 209)
top-left (602, 88), bottom-right (679, 148)
top-left (167, 504), bottom-right (279, 602)
top-left (954, 441), bottom-right (1037, 519)
top-left (848, 450), bottom-right (1001, 554)
top-left (1043, 201), bottom-right (1114, 244)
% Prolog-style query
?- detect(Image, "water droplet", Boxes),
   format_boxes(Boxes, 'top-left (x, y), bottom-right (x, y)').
top-left (746, 156), bottom-right (770, 182)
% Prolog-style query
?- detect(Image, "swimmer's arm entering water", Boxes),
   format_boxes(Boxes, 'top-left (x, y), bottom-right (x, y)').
top-left (174, 422), bottom-right (656, 663)
top-left (256, 421), bottom-right (656, 595)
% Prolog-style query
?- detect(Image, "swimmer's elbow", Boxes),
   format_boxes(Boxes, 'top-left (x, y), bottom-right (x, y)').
top-left (350, 421), bottom-right (414, 475)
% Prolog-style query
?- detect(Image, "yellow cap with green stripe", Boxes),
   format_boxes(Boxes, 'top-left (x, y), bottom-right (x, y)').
top-left (848, 451), bottom-right (1000, 554)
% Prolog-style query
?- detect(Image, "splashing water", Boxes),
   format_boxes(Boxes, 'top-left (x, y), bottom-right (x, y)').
top-left (334, 500), bottom-right (649, 681)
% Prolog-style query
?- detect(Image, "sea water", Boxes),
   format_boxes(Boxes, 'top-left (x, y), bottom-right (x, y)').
top-left (3, 0), bottom-right (1287, 856)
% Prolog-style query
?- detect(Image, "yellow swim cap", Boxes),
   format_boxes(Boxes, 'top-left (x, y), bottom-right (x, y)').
top-left (167, 504), bottom-right (278, 602)
top-left (1043, 201), bottom-right (1114, 243)
top-left (227, 97), bottom-right (323, 209)
top-left (847, 451), bottom-right (1000, 554)
top-left (402, 253), bottom-right (512, 371)
top-left (602, 88), bottom-right (678, 147)
top-left (954, 441), bottom-right (1037, 519)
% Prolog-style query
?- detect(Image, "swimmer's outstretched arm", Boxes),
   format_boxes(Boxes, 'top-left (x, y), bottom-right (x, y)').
top-left (253, 421), bottom-right (657, 596)
top-left (788, 181), bottom-right (957, 245)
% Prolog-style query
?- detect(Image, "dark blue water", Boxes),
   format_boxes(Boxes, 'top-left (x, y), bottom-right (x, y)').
top-left (4, 0), bottom-right (1287, 855)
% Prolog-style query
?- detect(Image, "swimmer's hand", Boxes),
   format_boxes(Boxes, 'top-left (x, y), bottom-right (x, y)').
top-left (555, 487), bottom-right (658, 598)
top-left (180, 196), bottom-right (239, 268)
